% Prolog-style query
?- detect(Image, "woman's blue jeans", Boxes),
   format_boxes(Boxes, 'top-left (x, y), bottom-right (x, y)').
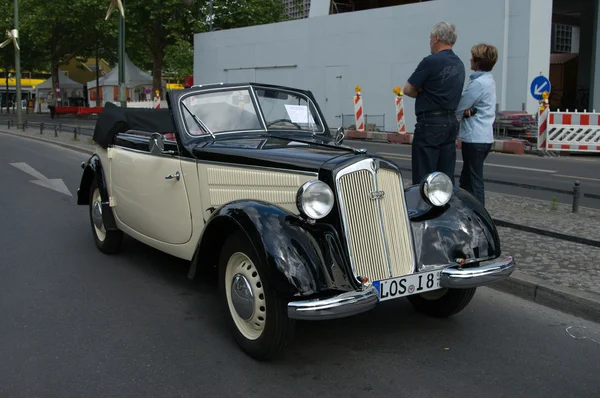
top-left (459, 142), bottom-right (492, 206)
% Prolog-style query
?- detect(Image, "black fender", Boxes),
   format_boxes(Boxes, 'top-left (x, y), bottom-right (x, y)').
top-left (405, 185), bottom-right (501, 270)
top-left (188, 200), bottom-right (357, 297)
top-left (76, 154), bottom-right (118, 230)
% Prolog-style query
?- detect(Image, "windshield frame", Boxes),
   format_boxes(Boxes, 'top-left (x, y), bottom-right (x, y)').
top-left (176, 84), bottom-right (327, 139)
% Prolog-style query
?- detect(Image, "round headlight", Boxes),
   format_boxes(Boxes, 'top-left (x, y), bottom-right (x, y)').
top-left (421, 172), bottom-right (453, 207)
top-left (297, 180), bottom-right (334, 219)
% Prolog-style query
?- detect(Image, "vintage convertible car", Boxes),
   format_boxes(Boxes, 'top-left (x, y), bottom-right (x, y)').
top-left (77, 83), bottom-right (515, 360)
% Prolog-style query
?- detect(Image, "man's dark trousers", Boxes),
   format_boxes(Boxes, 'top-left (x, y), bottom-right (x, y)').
top-left (459, 142), bottom-right (492, 206)
top-left (411, 113), bottom-right (459, 185)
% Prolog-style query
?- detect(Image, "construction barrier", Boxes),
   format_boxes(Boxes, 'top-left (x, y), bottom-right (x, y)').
top-left (539, 105), bottom-right (600, 153)
top-left (393, 86), bottom-right (406, 134)
top-left (537, 92), bottom-right (550, 151)
top-left (354, 86), bottom-right (364, 132)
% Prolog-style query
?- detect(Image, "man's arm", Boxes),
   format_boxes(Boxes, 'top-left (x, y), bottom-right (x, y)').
top-left (404, 57), bottom-right (430, 98)
top-left (403, 81), bottom-right (420, 98)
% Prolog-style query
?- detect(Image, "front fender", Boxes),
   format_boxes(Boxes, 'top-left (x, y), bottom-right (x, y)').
top-left (191, 200), bottom-right (357, 298)
top-left (77, 154), bottom-right (118, 230)
top-left (405, 185), bottom-right (501, 270)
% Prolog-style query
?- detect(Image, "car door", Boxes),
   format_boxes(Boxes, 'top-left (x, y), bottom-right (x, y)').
top-left (108, 131), bottom-right (193, 245)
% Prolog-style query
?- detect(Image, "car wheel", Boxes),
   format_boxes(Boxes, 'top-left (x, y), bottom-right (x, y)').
top-left (89, 179), bottom-right (123, 254)
top-left (407, 287), bottom-right (476, 318)
top-left (218, 231), bottom-right (295, 361)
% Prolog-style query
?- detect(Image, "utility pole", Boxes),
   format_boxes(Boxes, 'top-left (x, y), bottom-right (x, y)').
top-left (14, 0), bottom-right (22, 128)
top-left (118, 0), bottom-right (126, 107)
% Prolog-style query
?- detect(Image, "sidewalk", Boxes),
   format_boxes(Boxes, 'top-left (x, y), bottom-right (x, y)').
top-left (2, 125), bottom-right (599, 322)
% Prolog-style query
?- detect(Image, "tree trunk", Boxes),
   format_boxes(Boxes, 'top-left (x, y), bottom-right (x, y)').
top-left (5, 66), bottom-right (8, 113)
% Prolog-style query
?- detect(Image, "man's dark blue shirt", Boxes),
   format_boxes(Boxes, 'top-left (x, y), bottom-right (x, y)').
top-left (408, 49), bottom-right (466, 115)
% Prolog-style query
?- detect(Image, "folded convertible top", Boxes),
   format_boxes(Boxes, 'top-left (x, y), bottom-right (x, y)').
top-left (93, 102), bottom-right (175, 148)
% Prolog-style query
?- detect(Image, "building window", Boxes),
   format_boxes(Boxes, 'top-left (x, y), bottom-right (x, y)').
top-left (552, 23), bottom-right (572, 53)
top-left (282, 0), bottom-right (311, 19)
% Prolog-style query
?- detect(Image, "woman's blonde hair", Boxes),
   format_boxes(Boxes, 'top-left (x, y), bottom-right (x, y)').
top-left (471, 44), bottom-right (498, 72)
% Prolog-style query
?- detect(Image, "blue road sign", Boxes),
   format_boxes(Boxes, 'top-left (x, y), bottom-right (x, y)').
top-left (530, 75), bottom-right (551, 101)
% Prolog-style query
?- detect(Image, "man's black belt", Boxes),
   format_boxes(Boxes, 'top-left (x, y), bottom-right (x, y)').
top-left (417, 110), bottom-right (456, 118)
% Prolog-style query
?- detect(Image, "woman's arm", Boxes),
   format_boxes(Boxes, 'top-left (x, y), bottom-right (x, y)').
top-left (456, 80), bottom-right (483, 121)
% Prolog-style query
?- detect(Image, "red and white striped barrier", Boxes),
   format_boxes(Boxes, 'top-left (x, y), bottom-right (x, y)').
top-left (541, 108), bottom-right (600, 153)
top-left (537, 96), bottom-right (549, 151)
top-left (354, 86), bottom-right (364, 132)
top-left (395, 97), bottom-right (406, 133)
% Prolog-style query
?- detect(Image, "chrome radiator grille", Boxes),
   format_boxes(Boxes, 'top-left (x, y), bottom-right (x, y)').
top-left (336, 159), bottom-right (415, 282)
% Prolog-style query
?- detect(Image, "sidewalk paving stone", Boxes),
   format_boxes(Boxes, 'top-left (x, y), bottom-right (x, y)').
top-left (2, 125), bottom-right (599, 321)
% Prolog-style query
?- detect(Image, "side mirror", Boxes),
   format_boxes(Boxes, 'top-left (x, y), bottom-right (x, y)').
top-left (149, 132), bottom-right (165, 155)
top-left (334, 127), bottom-right (345, 146)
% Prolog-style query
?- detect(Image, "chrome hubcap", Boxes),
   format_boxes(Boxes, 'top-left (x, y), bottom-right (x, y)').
top-left (231, 273), bottom-right (255, 320)
top-left (92, 201), bottom-right (103, 230)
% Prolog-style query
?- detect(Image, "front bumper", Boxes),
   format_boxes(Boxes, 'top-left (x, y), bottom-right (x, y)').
top-left (287, 256), bottom-right (516, 321)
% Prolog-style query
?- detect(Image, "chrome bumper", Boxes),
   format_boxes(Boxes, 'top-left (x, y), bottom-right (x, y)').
top-left (287, 286), bottom-right (379, 321)
top-left (440, 256), bottom-right (516, 289)
top-left (287, 256), bottom-right (515, 321)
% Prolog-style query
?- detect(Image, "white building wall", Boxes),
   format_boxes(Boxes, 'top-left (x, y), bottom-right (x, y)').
top-left (193, 0), bottom-right (553, 132)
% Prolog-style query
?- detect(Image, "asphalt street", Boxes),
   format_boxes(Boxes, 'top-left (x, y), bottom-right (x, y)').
top-left (346, 140), bottom-right (600, 209)
top-left (1, 133), bottom-right (600, 397)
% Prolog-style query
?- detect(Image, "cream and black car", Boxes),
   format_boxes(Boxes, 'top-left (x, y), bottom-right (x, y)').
top-left (77, 83), bottom-right (516, 360)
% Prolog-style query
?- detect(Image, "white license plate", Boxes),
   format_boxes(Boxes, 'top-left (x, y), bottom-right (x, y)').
top-left (372, 270), bottom-right (442, 302)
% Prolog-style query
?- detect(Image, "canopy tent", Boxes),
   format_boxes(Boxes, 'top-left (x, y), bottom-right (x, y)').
top-left (87, 53), bottom-right (166, 106)
top-left (35, 71), bottom-right (85, 112)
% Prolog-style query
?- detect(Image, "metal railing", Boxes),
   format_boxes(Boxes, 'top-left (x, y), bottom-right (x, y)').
top-left (341, 113), bottom-right (385, 132)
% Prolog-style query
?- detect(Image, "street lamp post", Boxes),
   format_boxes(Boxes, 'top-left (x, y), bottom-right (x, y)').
top-left (106, 0), bottom-right (126, 108)
top-left (118, 0), bottom-right (126, 107)
top-left (14, 0), bottom-right (22, 128)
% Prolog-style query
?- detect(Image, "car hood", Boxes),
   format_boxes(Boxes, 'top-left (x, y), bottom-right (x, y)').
top-left (190, 134), bottom-right (358, 173)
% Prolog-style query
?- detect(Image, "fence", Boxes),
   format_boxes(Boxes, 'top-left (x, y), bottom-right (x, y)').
top-left (538, 109), bottom-right (600, 153)
top-left (341, 113), bottom-right (385, 132)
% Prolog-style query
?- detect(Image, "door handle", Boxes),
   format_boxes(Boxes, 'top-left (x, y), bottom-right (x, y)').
top-left (165, 171), bottom-right (180, 181)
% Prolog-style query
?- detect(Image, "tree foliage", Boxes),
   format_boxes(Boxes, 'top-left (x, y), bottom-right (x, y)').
top-left (1, 0), bottom-right (290, 104)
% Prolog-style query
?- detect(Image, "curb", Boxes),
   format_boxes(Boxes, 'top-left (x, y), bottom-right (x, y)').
top-left (489, 271), bottom-right (600, 323)
top-left (3, 128), bottom-right (598, 323)
top-left (344, 129), bottom-right (527, 155)
top-left (0, 129), bottom-right (95, 155)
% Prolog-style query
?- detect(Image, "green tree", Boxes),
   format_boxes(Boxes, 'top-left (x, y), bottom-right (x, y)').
top-left (19, 0), bottom-right (117, 101)
top-left (124, 0), bottom-right (288, 96)
top-left (164, 39), bottom-right (194, 81)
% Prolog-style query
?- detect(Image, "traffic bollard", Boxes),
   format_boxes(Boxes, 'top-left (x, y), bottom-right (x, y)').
top-left (572, 181), bottom-right (581, 213)
top-left (40, 122), bottom-right (44, 135)
top-left (74, 127), bottom-right (78, 140)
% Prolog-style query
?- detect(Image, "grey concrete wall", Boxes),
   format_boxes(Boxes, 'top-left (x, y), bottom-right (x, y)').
top-left (193, 0), bottom-right (552, 131)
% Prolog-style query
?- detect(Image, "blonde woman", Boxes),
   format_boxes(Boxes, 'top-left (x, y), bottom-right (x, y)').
top-left (456, 43), bottom-right (498, 206)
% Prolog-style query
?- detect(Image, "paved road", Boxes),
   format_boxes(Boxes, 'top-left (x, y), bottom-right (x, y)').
top-left (1, 134), bottom-right (600, 397)
top-left (346, 140), bottom-right (600, 209)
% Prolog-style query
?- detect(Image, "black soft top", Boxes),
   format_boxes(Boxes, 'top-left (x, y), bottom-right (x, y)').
top-left (93, 102), bottom-right (175, 148)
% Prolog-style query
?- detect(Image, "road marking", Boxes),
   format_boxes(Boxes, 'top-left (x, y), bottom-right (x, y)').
top-left (553, 174), bottom-right (600, 182)
top-left (10, 162), bottom-right (73, 196)
top-left (378, 153), bottom-right (557, 173)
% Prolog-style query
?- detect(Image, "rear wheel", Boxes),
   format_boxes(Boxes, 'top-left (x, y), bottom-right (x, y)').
top-left (407, 287), bottom-right (477, 318)
top-left (218, 231), bottom-right (295, 360)
top-left (89, 179), bottom-right (123, 254)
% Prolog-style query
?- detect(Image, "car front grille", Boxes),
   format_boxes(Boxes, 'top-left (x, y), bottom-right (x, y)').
top-left (336, 158), bottom-right (415, 282)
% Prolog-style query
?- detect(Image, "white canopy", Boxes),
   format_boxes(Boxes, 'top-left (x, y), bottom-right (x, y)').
top-left (35, 71), bottom-right (84, 90)
top-left (87, 52), bottom-right (160, 89)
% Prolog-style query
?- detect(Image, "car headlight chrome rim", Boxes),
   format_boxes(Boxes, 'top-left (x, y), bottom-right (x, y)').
top-left (296, 180), bottom-right (334, 220)
top-left (420, 172), bottom-right (453, 207)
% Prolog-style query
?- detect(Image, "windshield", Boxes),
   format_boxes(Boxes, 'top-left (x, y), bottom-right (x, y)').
top-left (180, 87), bottom-right (324, 136)
top-left (254, 89), bottom-right (324, 133)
